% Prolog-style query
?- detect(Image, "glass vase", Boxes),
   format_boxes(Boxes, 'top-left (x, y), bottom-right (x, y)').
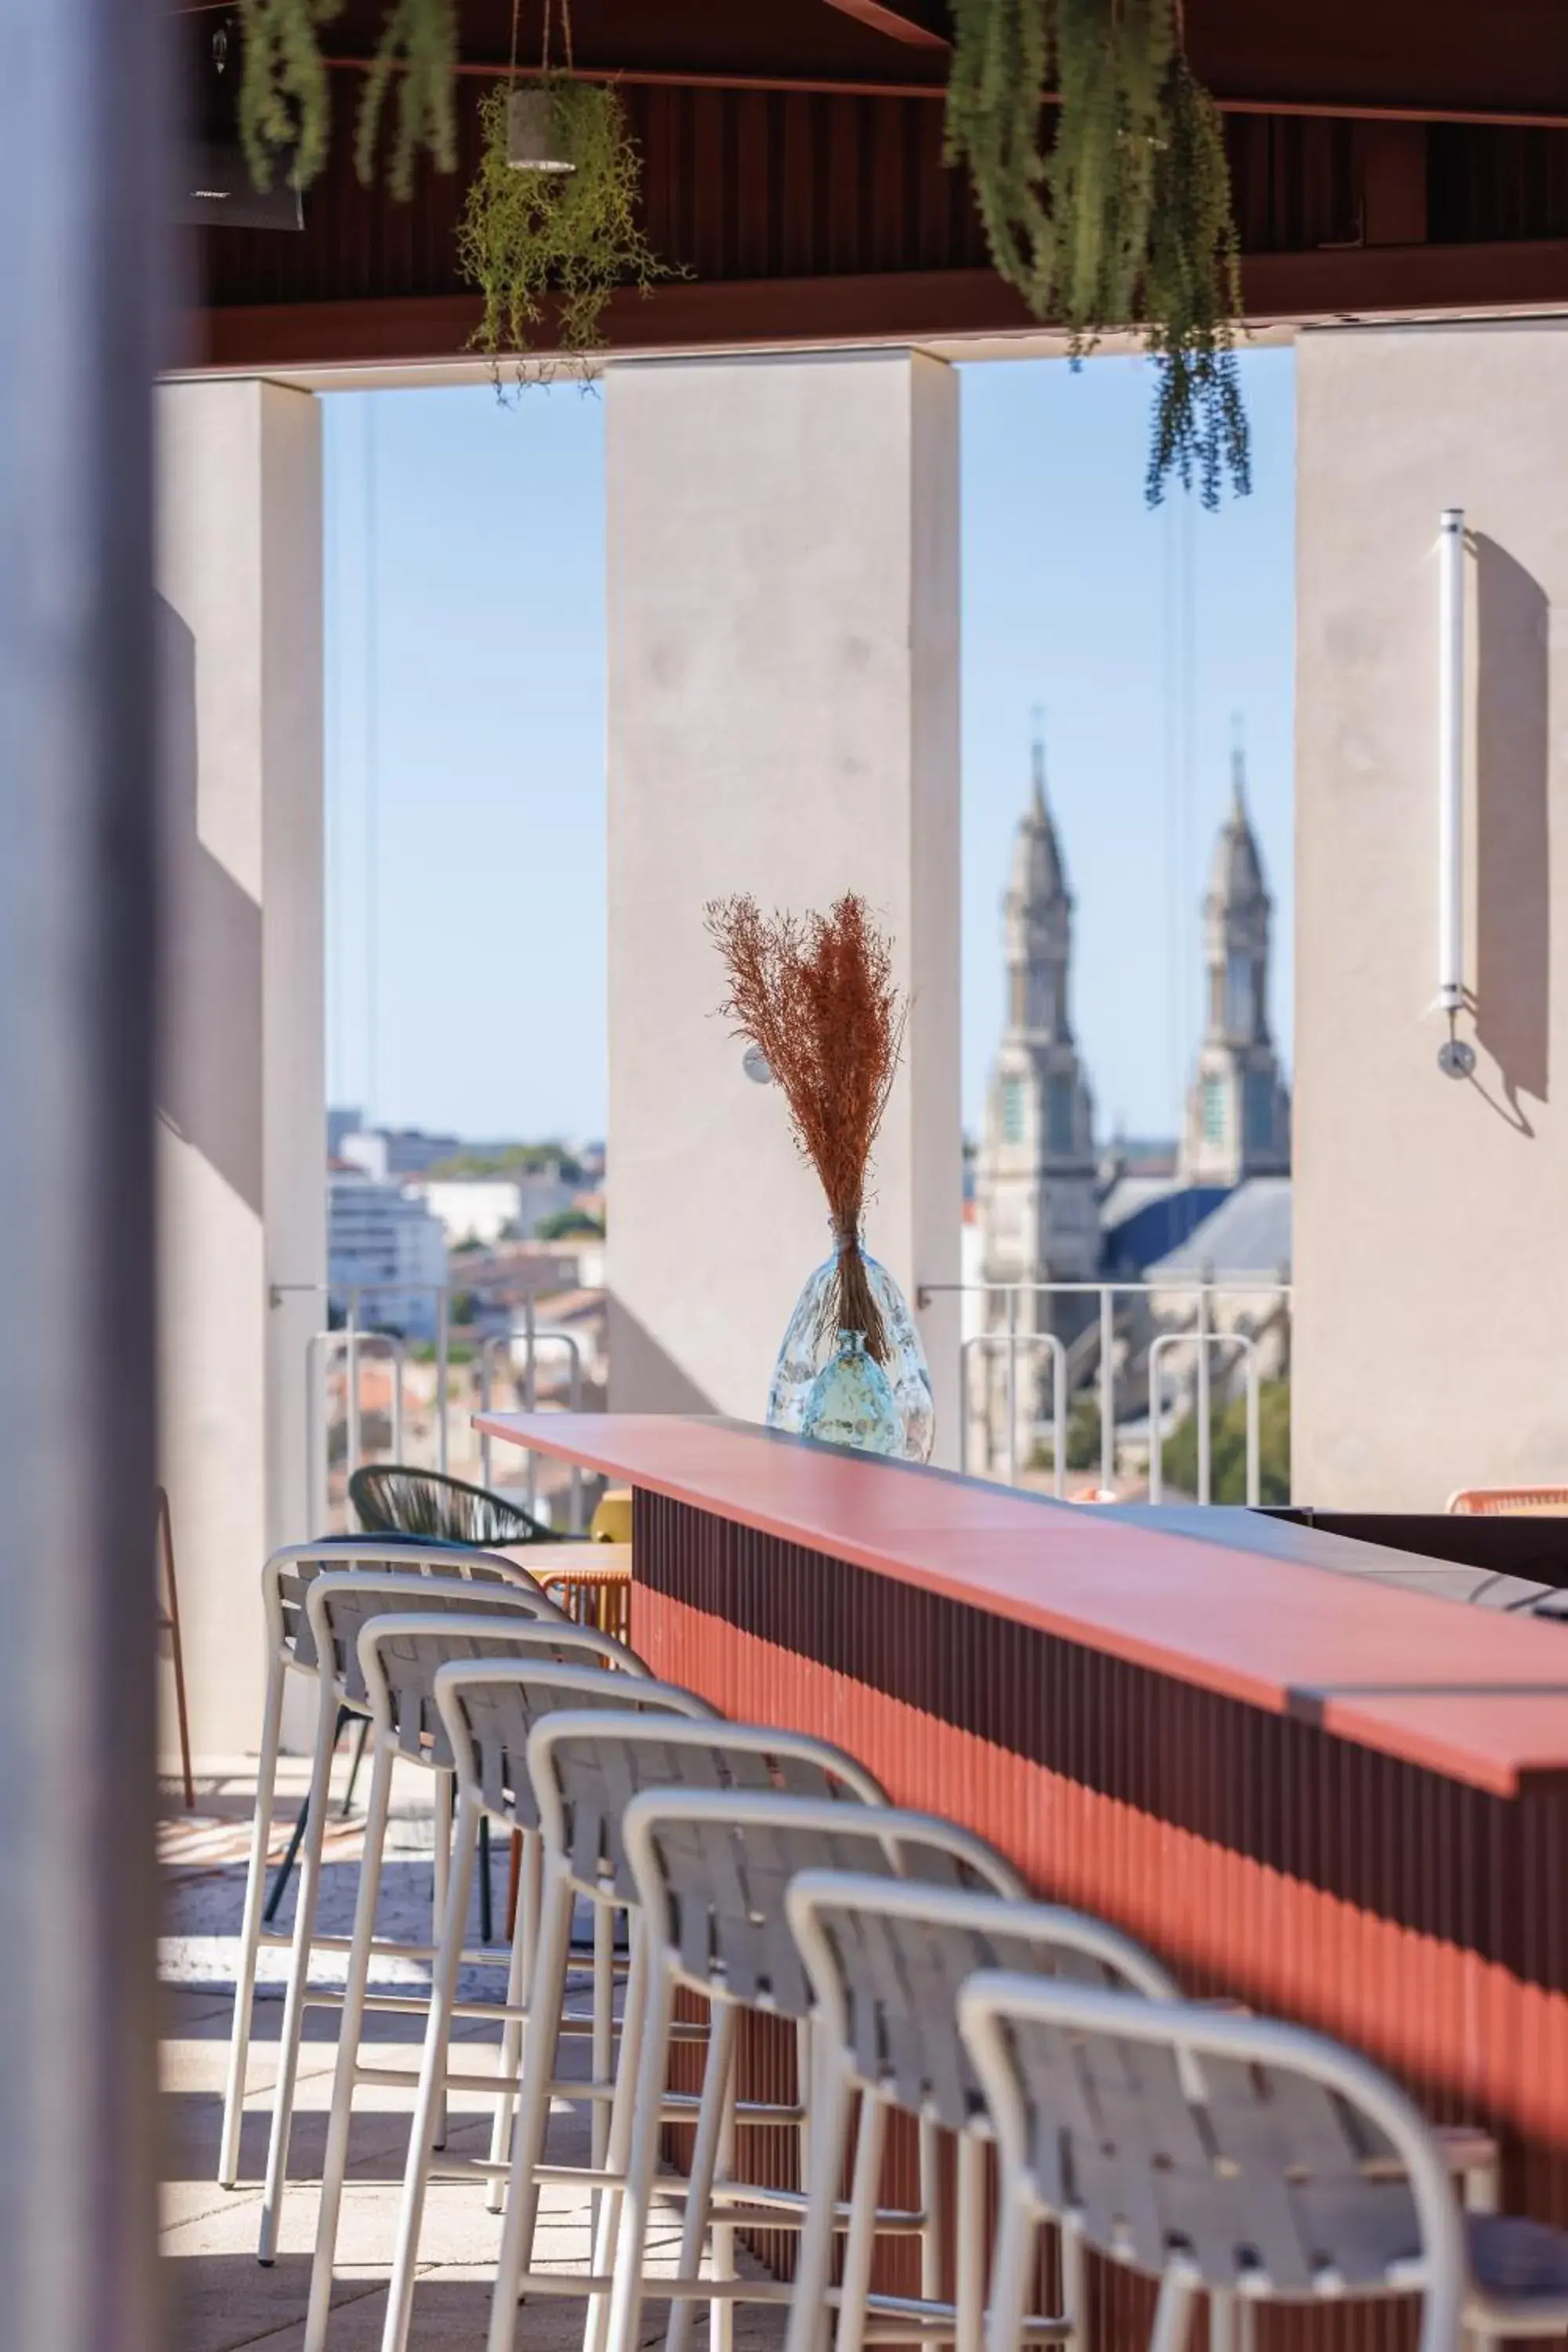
top-left (800, 1330), bottom-right (902, 1457)
top-left (767, 1238), bottom-right (935, 1462)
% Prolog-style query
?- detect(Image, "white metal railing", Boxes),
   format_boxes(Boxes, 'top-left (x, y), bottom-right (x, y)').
top-left (274, 1279), bottom-right (590, 1535)
top-left (920, 1276), bottom-right (1290, 1506)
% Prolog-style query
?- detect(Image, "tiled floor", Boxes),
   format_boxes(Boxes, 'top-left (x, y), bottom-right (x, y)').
top-left (162, 1762), bottom-right (786, 2352)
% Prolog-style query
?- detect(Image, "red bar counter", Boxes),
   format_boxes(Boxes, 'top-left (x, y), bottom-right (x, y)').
top-left (479, 1413), bottom-right (1568, 2332)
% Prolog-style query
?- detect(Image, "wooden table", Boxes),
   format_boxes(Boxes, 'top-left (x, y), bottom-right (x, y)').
top-left (477, 1411), bottom-right (1568, 2348)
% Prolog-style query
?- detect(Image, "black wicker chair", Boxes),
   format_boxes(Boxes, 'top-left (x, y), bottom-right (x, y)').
top-left (348, 1464), bottom-right (562, 1548)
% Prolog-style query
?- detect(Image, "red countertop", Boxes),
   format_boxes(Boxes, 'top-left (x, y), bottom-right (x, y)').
top-left (477, 1412), bottom-right (1568, 1796)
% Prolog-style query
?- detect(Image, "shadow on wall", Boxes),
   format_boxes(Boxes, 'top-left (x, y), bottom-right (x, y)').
top-left (157, 595), bottom-right (265, 1211)
top-left (605, 1293), bottom-right (719, 1414)
top-left (1473, 535), bottom-right (1550, 1130)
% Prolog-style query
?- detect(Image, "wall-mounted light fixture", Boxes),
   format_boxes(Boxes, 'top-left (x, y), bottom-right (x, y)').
top-left (742, 1044), bottom-right (773, 1086)
top-left (1436, 506), bottom-right (1475, 1079)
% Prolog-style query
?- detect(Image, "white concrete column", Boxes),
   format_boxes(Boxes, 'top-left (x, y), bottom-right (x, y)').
top-left (1294, 322), bottom-right (1568, 1507)
top-left (605, 350), bottom-right (961, 1457)
top-left (156, 377), bottom-right (324, 1754)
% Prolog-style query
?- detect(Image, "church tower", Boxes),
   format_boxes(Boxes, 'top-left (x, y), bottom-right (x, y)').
top-left (976, 732), bottom-right (1098, 1310)
top-left (1179, 739), bottom-right (1291, 1185)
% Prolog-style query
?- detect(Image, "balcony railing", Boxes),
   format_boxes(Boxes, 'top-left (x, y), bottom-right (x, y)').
top-left (919, 1276), bottom-right (1292, 1506)
top-left (273, 1280), bottom-right (592, 1534)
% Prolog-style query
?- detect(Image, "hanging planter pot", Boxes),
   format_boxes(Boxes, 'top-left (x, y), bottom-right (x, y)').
top-left (506, 86), bottom-right (575, 173)
top-left (459, 74), bottom-right (675, 373)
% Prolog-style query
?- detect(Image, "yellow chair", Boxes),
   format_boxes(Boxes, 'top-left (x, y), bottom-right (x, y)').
top-left (590, 1485), bottom-right (633, 1544)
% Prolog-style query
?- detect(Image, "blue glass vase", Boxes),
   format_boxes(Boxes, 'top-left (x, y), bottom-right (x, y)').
top-left (767, 1236), bottom-right (935, 1462)
top-left (800, 1330), bottom-right (902, 1456)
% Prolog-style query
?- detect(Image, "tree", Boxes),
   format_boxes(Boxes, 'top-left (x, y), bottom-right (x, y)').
top-left (536, 1207), bottom-right (604, 1242)
top-left (1029, 1398), bottom-right (1105, 1475)
top-left (1161, 1379), bottom-right (1290, 1505)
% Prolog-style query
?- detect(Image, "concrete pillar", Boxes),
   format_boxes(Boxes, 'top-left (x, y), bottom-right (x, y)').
top-left (156, 378), bottom-right (324, 1753)
top-left (605, 351), bottom-right (961, 1457)
top-left (1294, 322), bottom-right (1568, 1506)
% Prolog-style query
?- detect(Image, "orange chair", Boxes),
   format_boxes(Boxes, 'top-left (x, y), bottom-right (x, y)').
top-left (1447, 1484), bottom-right (1568, 1515)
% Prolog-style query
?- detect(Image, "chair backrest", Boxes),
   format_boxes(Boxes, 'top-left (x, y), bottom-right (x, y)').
top-left (620, 1773), bottom-right (1036, 2020)
top-left (350, 1464), bottom-right (560, 1545)
top-left (303, 1568), bottom-right (628, 1744)
top-left (435, 1660), bottom-right (718, 1835)
top-left (263, 1538), bottom-right (550, 1671)
top-left (537, 1719), bottom-right (890, 1944)
top-left (787, 1866), bottom-right (1181, 2134)
top-left (957, 1973), bottom-right (1465, 2335)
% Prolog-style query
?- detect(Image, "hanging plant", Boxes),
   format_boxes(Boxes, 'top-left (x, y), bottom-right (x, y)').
top-left (946, 0), bottom-right (1250, 508)
top-left (354, 0), bottom-right (459, 200)
top-left (238, 0), bottom-right (341, 193)
top-left (457, 77), bottom-right (671, 374)
top-left (1143, 53), bottom-right (1250, 506)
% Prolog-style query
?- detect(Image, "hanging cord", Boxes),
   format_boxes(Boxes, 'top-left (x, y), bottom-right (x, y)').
top-left (508, 0), bottom-right (520, 80)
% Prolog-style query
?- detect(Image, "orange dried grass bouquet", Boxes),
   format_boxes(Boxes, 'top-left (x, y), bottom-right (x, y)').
top-left (707, 891), bottom-right (906, 1363)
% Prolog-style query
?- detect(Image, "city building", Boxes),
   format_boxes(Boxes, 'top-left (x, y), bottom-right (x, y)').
top-left (327, 1165), bottom-right (448, 1339)
top-left (974, 732), bottom-right (1100, 1316)
top-left (1178, 746), bottom-right (1293, 1185)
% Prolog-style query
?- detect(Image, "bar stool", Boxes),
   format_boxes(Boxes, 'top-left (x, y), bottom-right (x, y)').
top-left (299, 1609), bottom-right (659, 2350)
top-left (610, 1790), bottom-right (1045, 2352)
top-left (782, 1867), bottom-right (1193, 2352)
top-left (221, 1538), bottom-right (555, 2193)
top-left (250, 1566), bottom-right (568, 2258)
top-left (958, 1976), bottom-right (1568, 2352)
top-left (783, 1870), bottom-right (1503, 2352)
top-left (376, 1667), bottom-right (726, 2352)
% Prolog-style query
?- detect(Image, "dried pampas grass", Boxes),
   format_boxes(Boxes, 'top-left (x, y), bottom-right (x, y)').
top-left (706, 892), bottom-right (906, 1361)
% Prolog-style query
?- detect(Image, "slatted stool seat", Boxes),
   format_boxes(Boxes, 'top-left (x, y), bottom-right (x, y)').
top-left (220, 1538), bottom-right (555, 2195)
top-left (957, 1978), bottom-right (1568, 2352)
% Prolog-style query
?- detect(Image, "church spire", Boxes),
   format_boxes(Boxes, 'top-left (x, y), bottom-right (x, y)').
top-left (1230, 710), bottom-right (1247, 816)
top-left (1031, 704), bottom-right (1047, 820)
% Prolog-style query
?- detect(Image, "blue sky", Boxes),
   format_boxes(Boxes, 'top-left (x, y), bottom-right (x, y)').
top-left (324, 346), bottom-right (1294, 1145)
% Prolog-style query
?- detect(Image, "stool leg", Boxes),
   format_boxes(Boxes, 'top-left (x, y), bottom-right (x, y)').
top-left (956, 2132), bottom-right (985, 2352)
top-left (782, 2036), bottom-right (853, 2352)
top-left (379, 1782), bottom-right (481, 2352)
top-left (985, 2199), bottom-right (1037, 2352)
top-left (710, 2013), bottom-right (739, 2352)
top-left (601, 1950), bottom-right (678, 2352)
top-left (666, 1998), bottom-right (738, 2352)
top-left (485, 1854), bottom-right (577, 2352)
top-left (919, 2111), bottom-right (942, 2304)
top-left (257, 1675), bottom-right (340, 2263)
top-left (583, 1918), bottom-right (648, 2352)
top-left (478, 1813), bottom-right (494, 1944)
top-left (304, 1726), bottom-right (396, 2352)
top-left (485, 1828), bottom-right (540, 2216)
top-left (219, 1650), bottom-right (286, 2187)
top-left (431, 1767), bottom-right (453, 2150)
top-left (590, 1889), bottom-right (615, 2241)
top-left (834, 2091), bottom-right (887, 2352)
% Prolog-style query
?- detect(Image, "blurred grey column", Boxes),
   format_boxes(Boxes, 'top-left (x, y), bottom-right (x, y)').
top-left (0, 2), bottom-right (162, 2350)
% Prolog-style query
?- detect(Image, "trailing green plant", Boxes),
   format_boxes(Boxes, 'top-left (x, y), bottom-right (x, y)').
top-left (945, 0), bottom-right (1250, 507)
top-left (458, 78), bottom-right (671, 374)
top-left (1143, 51), bottom-right (1249, 506)
top-left (354, 0), bottom-right (459, 201)
top-left (238, 0), bottom-right (341, 193)
top-left (238, 0), bottom-right (456, 199)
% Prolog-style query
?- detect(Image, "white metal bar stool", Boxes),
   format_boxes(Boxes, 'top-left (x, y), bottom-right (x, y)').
top-left (221, 1537), bottom-right (551, 2191)
top-left (379, 1667), bottom-right (726, 2352)
top-left (254, 1566), bottom-right (568, 2259)
top-left (614, 1793), bottom-right (1079, 2352)
top-left (959, 1976), bottom-right (1568, 2352)
top-left (782, 1865), bottom-right (1210, 2352)
top-left (300, 1603), bottom-right (655, 2350)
